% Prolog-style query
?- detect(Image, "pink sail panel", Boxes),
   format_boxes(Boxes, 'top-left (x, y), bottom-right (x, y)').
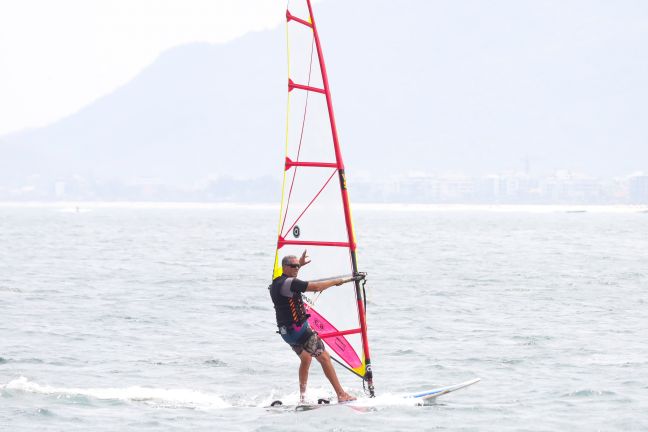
top-left (307, 307), bottom-right (362, 368)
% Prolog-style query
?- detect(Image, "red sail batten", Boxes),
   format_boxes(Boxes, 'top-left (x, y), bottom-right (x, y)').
top-left (278, 237), bottom-right (350, 249)
top-left (285, 157), bottom-right (338, 171)
top-left (318, 328), bottom-right (362, 339)
top-left (286, 10), bottom-right (313, 28)
top-left (288, 79), bottom-right (325, 94)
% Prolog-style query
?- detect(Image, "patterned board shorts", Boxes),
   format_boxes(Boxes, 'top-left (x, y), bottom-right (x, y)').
top-left (280, 323), bottom-right (325, 357)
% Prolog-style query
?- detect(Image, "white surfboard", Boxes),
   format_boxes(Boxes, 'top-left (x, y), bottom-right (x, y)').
top-left (409, 378), bottom-right (481, 404)
top-left (269, 378), bottom-right (480, 409)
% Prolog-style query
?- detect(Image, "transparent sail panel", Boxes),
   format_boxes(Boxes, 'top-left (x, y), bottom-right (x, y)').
top-left (281, 169), bottom-right (347, 242)
top-left (287, 17), bottom-right (324, 91)
top-left (287, 91), bottom-right (336, 163)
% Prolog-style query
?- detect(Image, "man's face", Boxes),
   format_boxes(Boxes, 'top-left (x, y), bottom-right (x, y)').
top-left (283, 258), bottom-right (300, 277)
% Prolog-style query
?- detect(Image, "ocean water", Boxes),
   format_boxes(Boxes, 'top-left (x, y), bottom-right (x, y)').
top-left (1, 203), bottom-right (647, 431)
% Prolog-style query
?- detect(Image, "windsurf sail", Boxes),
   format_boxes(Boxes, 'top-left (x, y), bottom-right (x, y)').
top-left (272, 0), bottom-right (375, 396)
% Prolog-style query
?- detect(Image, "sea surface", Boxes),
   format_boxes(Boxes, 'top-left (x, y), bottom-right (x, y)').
top-left (1, 203), bottom-right (647, 431)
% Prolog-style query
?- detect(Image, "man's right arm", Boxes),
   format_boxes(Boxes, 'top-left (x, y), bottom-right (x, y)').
top-left (305, 275), bottom-right (357, 292)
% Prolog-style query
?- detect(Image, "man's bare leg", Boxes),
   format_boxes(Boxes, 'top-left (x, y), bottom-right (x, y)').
top-left (298, 350), bottom-right (312, 402)
top-left (315, 351), bottom-right (356, 402)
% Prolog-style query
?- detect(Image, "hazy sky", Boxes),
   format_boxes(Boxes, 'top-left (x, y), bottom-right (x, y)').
top-left (0, 0), bottom-right (295, 135)
top-left (1, 0), bottom-right (646, 183)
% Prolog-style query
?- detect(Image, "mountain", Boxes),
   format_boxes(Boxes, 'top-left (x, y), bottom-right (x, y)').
top-left (1, 0), bottom-right (646, 190)
top-left (0, 29), bottom-right (285, 186)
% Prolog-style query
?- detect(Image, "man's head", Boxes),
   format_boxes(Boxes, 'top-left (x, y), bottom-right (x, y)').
top-left (282, 255), bottom-right (301, 277)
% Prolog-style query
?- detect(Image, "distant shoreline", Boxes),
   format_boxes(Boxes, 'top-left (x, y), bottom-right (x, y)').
top-left (1, 201), bottom-right (647, 213)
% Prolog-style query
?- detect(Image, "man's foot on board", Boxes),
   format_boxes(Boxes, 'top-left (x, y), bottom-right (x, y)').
top-left (337, 392), bottom-right (356, 403)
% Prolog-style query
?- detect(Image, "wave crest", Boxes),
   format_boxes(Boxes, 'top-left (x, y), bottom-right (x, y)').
top-left (2, 377), bottom-right (230, 409)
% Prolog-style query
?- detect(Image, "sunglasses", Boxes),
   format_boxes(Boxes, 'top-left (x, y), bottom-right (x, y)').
top-left (286, 263), bottom-right (301, 269)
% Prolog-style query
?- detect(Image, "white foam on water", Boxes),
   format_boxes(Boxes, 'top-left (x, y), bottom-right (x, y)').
top-left (2, 377), bottom-right (231, 410)
top-left (251, 387), bottom-right (329, 408)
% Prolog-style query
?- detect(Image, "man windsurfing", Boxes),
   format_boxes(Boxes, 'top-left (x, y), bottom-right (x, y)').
top-left (269, 250), bottom-right (361, 403)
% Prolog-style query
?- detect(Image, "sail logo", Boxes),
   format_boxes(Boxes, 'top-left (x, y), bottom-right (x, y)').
top-left (312, 318), bottom-right (325, 331)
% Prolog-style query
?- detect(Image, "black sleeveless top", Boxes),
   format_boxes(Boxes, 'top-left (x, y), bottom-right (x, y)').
top-left (269, 275), bottom-right (309, 327)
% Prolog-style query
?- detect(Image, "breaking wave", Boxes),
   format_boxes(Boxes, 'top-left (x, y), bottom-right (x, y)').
top-left (2, 377), bottom-right (230, 410)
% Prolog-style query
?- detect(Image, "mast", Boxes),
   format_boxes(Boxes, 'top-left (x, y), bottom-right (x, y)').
top-left (303, 0), bottom-right (375, 397)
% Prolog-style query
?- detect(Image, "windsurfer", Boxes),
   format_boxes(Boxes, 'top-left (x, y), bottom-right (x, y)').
top-left (269, 250), bottom-right (358, 403)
